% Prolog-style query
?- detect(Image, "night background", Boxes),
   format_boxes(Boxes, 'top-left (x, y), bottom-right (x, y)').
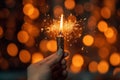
top-left (0, 0), bottom-right (120, 80)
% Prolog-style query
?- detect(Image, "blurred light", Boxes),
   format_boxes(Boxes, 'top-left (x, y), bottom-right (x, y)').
top-left (64, 0), bottom-right (76, 10)
top-left (84, 2), bottom-right (94, 12)
top-left (87, 16), bottom-right (97, 30)
top-left (32, 52), bottom-right (44, 63)
top-left (5, 28), bottom-right (15, 40)
top-left (67, 14), bottom-right (76, 22)
top-left (113, 67), bottom-right (120, 76)
top-left (105, 27), bottom-right (117, 44)
top-left (98, 46), bottom-right (110, 59)
top-left (40, 4), bottom-right (49, 13)
top-left (83, 35), bottom-right (94, 46)
top-left (23, 3), bottom-right (34, 16)
top-left (53, 5), bottom-right (63, 18)
top-left (0, 58), bottom-right (9, 70)
top-left (25, 36), bottom-right (35, 47)
top-left (17, 30), bottom-right (29, 43)
top-left (72, 54), bottom-right (84, 67)
top-left (39, 39), bottom-right (48, 52)
top-left (97, 20), bottom-right (108, 32)
top-left (97, 60), bottom-right (109, 74)
top-left (101, 7), bottom-right (111, 19)
top-left (7, 43), bottom-right (18, 57)
top-left (22, 23), bottom-right (40, 37)
top-left (104, 27), bottom-right (114, 38)
top-left (70, 64), bottom-right (81, 73)
top-left (110, 52), bottom-right (120, 66)
top-left (94, 34), bottom-right (106, 48)
top-left (28, 8), bottom-right (40, 20)
top-left (19, 50), bottom-right (31, 63)
top-left (5, 0), bottom-right (16, 8)
top-left (74, 4), bottom-right (84, 15)
top-left (88, 61), bottom-right (98, 73)
top-left (0, 26), bottom-right (4, 38)
top-left (47, 40), bottom-right (57, 52)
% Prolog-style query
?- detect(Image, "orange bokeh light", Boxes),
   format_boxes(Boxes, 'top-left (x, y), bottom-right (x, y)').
top-left (22, 23), bottom-right (40, 37)
top-left (101, 7), bottom-right (111, 19)
top-left (104, 27), bottom-right (114, 38)
top-left (53, 5), bottom-right (63, 18)
top-left (0, 26), bottom-right (3, 38)
top-left (32, 52), bottom-right (44, 63)
top-left (83, 35), bottom-right (94, 46)
top-left (47, 40), bottom-right (57, 52)
top-left (98, 47), bottom-right (110, 59)
top-left (17, 30), bottom-right (29, 43)
top-left (39, 39), bottom-right (48, 52)
top-left (25, 36), bottom-right (35, 47)
top-left (97, 21), bottom-right (108, 32)
top-left (72, 54), bottom-right (84, 67)
top-left (97, 60), bottom-right (109, 74)
top-left (88, 61), bottom-right (98, 73)
top-left (64, 0), bottom-right (76, 10)
top-left (110, 52), bottom-right (120, 66)
top-left (29, 8), bottom-right (40, 20)
top-left (70, 64), bottom-right (81, 73)
top-left (19, 50), bottom-right (31, 63)
top-left (23, 3), bottom-right (34, 16)
top-left (7, 43), bottom-right (18, 57)
top-left (94, 34), bottom-right (106, 48)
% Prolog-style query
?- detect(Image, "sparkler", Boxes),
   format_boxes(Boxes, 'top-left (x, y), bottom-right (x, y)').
top-left (57, 14), bottom-right (64, 55)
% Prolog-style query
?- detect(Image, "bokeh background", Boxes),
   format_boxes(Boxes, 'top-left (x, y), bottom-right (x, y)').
top-left (0, 0), bottom-right (120, 80)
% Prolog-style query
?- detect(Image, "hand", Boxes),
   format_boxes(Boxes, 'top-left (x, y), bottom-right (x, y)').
top-left (27, 48), bottom-right (68, 80)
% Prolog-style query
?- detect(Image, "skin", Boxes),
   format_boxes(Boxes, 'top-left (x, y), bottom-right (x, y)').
top-left (27, 48), bottom-right (67, 80)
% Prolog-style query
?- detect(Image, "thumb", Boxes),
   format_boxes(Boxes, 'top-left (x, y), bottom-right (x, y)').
top-left (46, 48), bottom-right (63, 66)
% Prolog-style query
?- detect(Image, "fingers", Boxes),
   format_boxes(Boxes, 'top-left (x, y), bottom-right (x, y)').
top-left (46, 48), bottom-right (63, 66)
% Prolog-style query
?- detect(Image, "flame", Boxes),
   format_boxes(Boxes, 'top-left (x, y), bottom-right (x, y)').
top-left (60, 14), bottom-right (63, 33)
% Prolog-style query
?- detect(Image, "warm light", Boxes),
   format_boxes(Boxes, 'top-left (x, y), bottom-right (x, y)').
top-left (110, 52), bottom-right (120, 66)
top-left (0, 58), bottom-right (9, 70)
top-left (68, 14), bottom-right (76, 22)
top-left (47, 40), bottom-right (57, 52)
top-left (39, 39), bottom-right (48, 52)
top-left (83, 35), bottom-right (94, 46)
top-left (88, 61), bottom-right (98, 73)
top-left (22, 23), bottom-right (40, 37)
top-left (94, 34), bottom-right (106, 48)
top-left (98, 47), bottom-right (110, 59)
top-left (72, 54), bottom-right (84, 67)
top-left (60, 14), bottom-right (63, 33)
top-left (7, 43), bottom-right (18, 57)
top-left (0, 26), bottom-right (3, 38)
top-left (97, 60), bottom-right (109, 74)
top-left (19, 50), bottom-right (31, 63)
top-left (101, 7), bottom-right (111, 19)
top-left (17, 30), bottom-right (29, 43)
top-left (53, 5), bottom-right (63, 18)
top-left (23, 3), bottom-right (34, 16)
top-left (70, 64), bottom-right (81, 73)
top-left (104, 27), bottom-right (114, 38)
top-left (32, 52), bottom-right (44, 63)
top-left (25, 36), bottom-right (35, 47)
top-left (64, 0), bottom-right (76, 10)
top-left (29, 8), bottom-right (40, 20)
top-left (98, 21), bottom-right (108, 32)
top-left (74, 4), bottom-right (84, 15)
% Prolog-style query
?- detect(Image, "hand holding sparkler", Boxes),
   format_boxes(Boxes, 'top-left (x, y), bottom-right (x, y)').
top-left (27, 48), bottom-right (68, 80)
